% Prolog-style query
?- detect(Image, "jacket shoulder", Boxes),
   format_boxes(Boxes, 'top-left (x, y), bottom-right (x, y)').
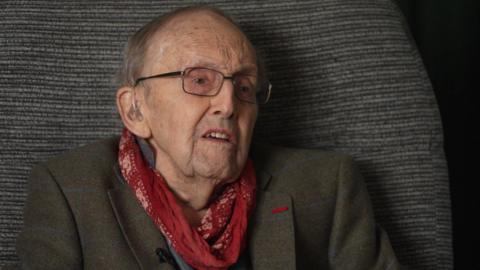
top-left (37, 136), bottom-right (120, 187)
top-left (250, 142), bottom-right (353, 175)
top-left (250, 142), bottom-right (360, 199)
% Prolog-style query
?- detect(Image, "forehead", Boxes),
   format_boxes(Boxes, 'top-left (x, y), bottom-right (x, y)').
top-left (145, 11), bottom-right (257, 74)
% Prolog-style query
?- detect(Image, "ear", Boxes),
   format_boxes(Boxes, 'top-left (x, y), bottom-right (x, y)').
top-left (116, 86), bottom-right (152, 139)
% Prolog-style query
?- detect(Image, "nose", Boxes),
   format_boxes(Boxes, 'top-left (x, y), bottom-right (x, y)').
top-left (209, 78), bottom-right (237, 118)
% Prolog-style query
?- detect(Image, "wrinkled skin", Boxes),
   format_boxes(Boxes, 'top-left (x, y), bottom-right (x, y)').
top-left (131, 11), bottom-right (258, 216)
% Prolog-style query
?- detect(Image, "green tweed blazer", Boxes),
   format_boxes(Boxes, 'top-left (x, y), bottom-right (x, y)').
top-left (11, 137), bottom-right (401, 269)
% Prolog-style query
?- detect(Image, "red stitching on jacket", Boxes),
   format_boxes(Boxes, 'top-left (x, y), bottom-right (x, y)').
top-left (272, 206), bottom-right (289, 214)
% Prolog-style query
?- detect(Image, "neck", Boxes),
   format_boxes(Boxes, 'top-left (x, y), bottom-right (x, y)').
top-left (152, 154), bottom-right (227, 226)
top-left (165, 174), bottom-right (220, 211)
top-left (162, 170), bottom-right (224, 226)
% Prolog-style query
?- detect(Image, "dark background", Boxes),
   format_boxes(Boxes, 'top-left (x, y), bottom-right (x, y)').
top-left (394, 0), bottom-right (479, 268)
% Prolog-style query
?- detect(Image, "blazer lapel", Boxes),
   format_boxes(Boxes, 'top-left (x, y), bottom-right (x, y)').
top-left (107, 170), bottom-right (176, 270)
top-left (248, 171), bottom-right (297, 270)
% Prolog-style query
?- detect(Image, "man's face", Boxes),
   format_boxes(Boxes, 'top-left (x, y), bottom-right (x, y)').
top-left (138, 12), bottom-right (258, 184)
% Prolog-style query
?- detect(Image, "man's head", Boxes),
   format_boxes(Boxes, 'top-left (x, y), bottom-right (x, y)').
top-left (116, 6), bottom-right (261, 184)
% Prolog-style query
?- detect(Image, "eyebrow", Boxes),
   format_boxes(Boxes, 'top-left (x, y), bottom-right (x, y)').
top-left (186, 59), bottom-right (258, 76)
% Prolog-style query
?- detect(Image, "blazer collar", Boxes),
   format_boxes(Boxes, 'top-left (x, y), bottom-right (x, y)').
top-left (107, 164), bottom-right (176, 270)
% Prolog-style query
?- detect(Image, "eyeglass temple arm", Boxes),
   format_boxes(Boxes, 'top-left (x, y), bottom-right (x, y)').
top-left (134, 71), bottom-right (183, 86)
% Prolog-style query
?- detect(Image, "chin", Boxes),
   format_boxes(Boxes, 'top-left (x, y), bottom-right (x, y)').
top-left (193, 160), bottom-right (240, 182)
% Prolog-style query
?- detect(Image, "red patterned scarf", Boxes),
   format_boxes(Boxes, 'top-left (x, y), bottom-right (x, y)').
top-left (118, 129), bottom-right (256, 270)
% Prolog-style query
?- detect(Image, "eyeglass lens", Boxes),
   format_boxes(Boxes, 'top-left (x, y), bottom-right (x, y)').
top-left (183, 68), bottom-right (261, 103)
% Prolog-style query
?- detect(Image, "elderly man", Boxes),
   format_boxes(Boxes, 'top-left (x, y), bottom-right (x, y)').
top-left (13, 5), bottom-right (401, 270)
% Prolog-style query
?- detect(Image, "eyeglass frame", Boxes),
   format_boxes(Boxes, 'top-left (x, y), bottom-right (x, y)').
top-left (133, 67), bottom-right (271, 105)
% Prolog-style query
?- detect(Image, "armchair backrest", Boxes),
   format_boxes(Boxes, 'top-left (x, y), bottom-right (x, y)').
top-left (0, 0), bottom-right (452, 269)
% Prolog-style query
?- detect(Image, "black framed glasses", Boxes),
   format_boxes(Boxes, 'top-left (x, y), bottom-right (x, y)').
top-left (134, 67), bottom-right (271, 104)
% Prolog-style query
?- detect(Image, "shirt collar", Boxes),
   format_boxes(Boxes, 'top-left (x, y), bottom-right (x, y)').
top-left (135, 136), bottom-right (156, 169)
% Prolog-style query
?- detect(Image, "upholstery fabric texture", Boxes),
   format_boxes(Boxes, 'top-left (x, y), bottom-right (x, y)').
top-left (0, 0), bottom-right (452, 269)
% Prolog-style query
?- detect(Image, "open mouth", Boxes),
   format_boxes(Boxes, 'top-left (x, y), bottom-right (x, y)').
top-left (202, 130), bottom-right (233, 143)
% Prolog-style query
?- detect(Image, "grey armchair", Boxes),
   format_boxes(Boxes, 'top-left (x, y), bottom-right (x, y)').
top-left (0, 0), bottom-right (452, 269)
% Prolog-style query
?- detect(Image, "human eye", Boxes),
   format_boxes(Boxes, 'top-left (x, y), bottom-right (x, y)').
top-left (238, 83), bottom-right (253, 93)
top-left (234, 76), bottom-right (256, 99)
top-left (185, 68), bottom-right (215, 94)
top-left (190, 72), bottom-right (211, 86)
top-left (192, 76), bottom-right (208, 85)
top-left (236, 76), bottom-right (255, 91)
